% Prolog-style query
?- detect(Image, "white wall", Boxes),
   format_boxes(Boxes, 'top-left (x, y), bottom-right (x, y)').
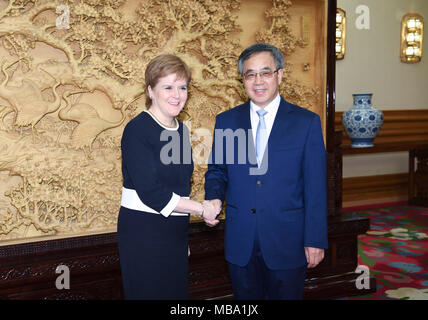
top-left (336, 0), bottom-right (428, 178)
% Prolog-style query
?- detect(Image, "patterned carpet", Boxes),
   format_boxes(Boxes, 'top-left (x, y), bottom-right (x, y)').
top-left (344, 205), bottom-right (428, 300)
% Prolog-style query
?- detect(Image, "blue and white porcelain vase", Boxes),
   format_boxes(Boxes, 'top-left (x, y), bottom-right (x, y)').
top-left (342, 93), bottom-right (383, 148)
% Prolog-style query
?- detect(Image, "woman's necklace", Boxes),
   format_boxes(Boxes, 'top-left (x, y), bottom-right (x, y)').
top-left (146, 109), bottom-right (178, 129)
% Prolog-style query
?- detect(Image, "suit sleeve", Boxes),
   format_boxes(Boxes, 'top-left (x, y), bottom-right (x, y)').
top-left (121, 123), bottom-right (180, 216)
top-left (303, 114), bottom-right (328, 249)
top-left (204, 115), bottom-right (228, 202)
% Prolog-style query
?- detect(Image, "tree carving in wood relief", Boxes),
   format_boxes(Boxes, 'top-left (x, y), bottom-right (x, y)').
top-left (0, 0), bottom-right (321, 242)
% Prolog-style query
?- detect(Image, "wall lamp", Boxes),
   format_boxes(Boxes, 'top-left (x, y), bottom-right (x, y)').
top-left (401, 13), bottom-right (424, 63)
top-left (336, 8), bottom-right (346, 60)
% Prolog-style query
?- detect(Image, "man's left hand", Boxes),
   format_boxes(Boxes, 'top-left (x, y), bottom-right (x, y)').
top-left (304, 247), bottom-right (324, 268)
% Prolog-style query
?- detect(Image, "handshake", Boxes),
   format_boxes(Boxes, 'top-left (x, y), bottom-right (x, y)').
top-left (201, 199), bottom-right (222, 227)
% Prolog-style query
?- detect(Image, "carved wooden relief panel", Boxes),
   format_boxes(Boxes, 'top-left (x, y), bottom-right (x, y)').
top-left (0, 0), bottom-right (327, 243)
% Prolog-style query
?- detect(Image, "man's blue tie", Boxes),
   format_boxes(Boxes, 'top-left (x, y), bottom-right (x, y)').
top-left (256, 109), bottom-right (268, 165)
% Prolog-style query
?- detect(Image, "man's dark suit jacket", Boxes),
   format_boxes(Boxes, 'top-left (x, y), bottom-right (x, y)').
top-left (205, 97), bottom-right (328, 270)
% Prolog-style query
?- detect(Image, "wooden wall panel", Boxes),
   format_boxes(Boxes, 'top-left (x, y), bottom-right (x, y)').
top-left (342, 173), bottom-right (408, 208)
top-left (336, 109), bottom-right (428, 151)
top-left (336, 109), bottom-right (428, 207)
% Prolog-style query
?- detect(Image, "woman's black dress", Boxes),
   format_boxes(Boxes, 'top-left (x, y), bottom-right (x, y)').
top-left (117, 111), bottom-right (193, 300)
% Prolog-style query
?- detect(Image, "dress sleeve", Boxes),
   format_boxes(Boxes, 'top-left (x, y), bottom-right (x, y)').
top-left (121, 123), bottom-right (179, 216)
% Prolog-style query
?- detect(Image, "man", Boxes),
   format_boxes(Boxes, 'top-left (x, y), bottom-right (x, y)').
top-left (203, 43), bottom-right (328, 300)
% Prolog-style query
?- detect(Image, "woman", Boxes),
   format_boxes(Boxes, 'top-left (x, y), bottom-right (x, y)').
top-left (118, 54), bottom-right (218, 299)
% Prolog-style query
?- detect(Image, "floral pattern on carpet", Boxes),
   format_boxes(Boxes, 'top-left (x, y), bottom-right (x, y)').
top-left (346, 205), bottom-right (428, 300)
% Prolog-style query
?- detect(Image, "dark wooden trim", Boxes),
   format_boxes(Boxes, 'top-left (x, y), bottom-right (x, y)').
top-left (304, 213), bottom-right (375, 299)
top-left (0, 232), bottom-right (122, 300)
top-left (342, 141), bottom-right (428, 155)
top-left (327, 131), bottom-right (342, 216)
top-left (0, 232), bottom-right (118, 259)
top-left (326, 0), bottom-right (338, 217)
top-left (188, 222), bottom-right (231, 300)
top-left (409, 148), bottom-right (428, 206)
top-left (326, 0), bottom-right (337, 153)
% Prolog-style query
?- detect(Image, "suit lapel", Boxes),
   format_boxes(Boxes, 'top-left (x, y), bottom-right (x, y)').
top-left (268, 97), bottom-right (293, 145)
top-left (260, 97), bottom-right (293, 165)
top-left (236, 102), bottom-right (257, 167)
top-left (237, 101), bottom-right (252, 131)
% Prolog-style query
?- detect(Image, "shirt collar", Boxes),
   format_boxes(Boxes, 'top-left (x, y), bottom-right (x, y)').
top-left (250, 93), bottom-right (281, 115)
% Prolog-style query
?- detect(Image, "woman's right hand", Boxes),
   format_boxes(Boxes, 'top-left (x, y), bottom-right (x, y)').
top-left (201, 200), bottom-right (221, 227)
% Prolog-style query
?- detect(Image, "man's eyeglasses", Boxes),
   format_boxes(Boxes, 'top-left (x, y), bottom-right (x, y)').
top-left (243, 69), bottom-right (280, 81)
